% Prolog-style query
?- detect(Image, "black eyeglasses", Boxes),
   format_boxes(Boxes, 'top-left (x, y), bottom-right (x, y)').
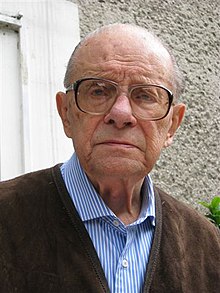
top-left (66, 77), bottom-right (173, 121)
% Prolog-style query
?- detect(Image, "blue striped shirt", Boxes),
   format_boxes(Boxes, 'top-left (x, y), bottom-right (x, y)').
top-left (60, 153), bottom-right (156, 293)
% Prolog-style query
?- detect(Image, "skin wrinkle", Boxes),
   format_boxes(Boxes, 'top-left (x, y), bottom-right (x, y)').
top-left (71, 62), bottom-right (171, 93)
top-left (69, 28), bottom-right (175, 91)
top-left (57, 24), bottom-right (185, 224)
top-left (72, 55), bottom-right (172, 88)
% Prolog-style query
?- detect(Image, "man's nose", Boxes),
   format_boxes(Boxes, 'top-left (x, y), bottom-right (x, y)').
top-left (104, 94), bottom-right (137, 128)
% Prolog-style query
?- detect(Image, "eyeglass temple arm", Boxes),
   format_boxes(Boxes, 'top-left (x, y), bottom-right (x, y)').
top-left (65, 84), bottom-right (75, 93)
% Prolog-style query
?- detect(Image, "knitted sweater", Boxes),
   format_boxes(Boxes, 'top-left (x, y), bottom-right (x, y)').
top-left (0, 165), bottom-right (219, 292)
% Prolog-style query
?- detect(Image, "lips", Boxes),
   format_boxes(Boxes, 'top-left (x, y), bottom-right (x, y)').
top-left (97, 140), bottom-right (138, 149)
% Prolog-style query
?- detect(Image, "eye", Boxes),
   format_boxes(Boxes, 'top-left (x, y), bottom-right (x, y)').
top-left (132, 88), bottom-right (157, 103)
top-left (89, 82), bottom-right (110, 97)
top-left (91, 87), bottom-right (105, 96)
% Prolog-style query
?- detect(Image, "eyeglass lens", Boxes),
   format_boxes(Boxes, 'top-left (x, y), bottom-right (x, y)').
top-left (76, 79), bottom-right (170, 120)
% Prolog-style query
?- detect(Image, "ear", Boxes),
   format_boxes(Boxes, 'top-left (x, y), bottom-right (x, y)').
top-left (164, 103), bottom-right (186, 148)
top-left (56, 91), bottom-right (72, 138)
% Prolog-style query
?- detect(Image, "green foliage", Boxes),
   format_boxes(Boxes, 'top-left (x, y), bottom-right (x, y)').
top-left (199, 196), bottom-right (220, 228)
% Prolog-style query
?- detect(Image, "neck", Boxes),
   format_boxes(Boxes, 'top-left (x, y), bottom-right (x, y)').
top-left (89, 176), bottom-right (144, 225)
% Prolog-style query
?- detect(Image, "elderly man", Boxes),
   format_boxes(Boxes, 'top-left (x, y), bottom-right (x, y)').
top-left (0, 23), bottom-right (219, 293)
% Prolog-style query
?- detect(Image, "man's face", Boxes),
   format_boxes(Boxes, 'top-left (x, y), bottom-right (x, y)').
top-left (57, 28), bottom-right (185, 182)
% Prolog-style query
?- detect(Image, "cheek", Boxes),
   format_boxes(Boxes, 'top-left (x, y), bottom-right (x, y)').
top-left (142, 119), bottom-right (171, 156)
top-left (69, 111), bottom-right (101, 153)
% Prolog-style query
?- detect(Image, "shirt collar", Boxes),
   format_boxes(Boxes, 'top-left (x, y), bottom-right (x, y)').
top-left (60, 153), bottom-right (156, 226)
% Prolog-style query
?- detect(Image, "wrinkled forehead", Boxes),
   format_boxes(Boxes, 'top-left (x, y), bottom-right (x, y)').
top-left (72, 26), bottom-right (173, 80)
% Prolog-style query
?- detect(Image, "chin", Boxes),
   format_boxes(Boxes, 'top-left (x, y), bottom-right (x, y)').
top-left (88, 156), bottom-right (146, 178)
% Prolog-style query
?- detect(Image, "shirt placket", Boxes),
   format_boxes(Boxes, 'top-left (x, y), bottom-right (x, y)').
top-left (114, 226), bottom-right (136, 293)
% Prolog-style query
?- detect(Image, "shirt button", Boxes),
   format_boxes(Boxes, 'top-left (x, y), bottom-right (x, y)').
top-left (122, 259), bottom-right (128, 268)
top-left (113, 219), bottom-right (120, 227)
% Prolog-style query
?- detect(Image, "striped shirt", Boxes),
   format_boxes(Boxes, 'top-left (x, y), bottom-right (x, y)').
top-left (60, 153), bottom-right (156, 293)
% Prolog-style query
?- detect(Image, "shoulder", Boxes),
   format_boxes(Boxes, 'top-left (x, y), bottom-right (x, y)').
top-left (0, 164), bottom-right (62, 194)
top-left (0, 165), bottom-right (67, 248)
top-left (154, 186), bottom-right (220, 241)
top-left (1, 166), bottom-right (56, 190)
top-left (152, 187), bottom-right (220, 292)
top-left (0, 165), bottom-right (63, 217)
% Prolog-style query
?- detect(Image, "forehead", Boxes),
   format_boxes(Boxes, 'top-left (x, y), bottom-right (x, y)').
top-left (73, 27), bottom-right (173, 85)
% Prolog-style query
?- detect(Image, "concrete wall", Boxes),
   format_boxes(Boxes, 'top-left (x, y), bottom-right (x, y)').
top-left (70, 0), bottom-right (220, 210)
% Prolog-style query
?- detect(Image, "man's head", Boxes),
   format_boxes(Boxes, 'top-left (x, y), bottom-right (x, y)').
top-left (64, 24), bottom-right (185, 100)
top-left (56, 23), bottom-right (185, 182)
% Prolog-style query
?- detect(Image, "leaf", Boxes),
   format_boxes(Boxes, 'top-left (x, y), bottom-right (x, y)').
top-left (199, 201), bottom-right (210, 209)
top-left (210, 197), bottom-right (220, 210)
top-left (199, 197), bottom-right (220, 228)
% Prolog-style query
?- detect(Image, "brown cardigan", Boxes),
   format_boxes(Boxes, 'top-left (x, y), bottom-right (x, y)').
top-left (0, 165), bottom-right (219, 292)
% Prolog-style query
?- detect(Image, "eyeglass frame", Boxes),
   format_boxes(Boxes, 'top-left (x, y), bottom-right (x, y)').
top-left (65, 77), bottom-right (174, 121)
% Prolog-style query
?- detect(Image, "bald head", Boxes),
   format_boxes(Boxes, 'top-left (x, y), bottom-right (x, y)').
top-left (64, 23), bottom-right (184, 99)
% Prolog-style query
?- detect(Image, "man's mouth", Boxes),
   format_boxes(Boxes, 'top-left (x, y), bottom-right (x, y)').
top-left (98, 140), bottom-right (138, 149)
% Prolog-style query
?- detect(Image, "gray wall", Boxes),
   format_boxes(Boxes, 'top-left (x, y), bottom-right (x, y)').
top-left (70, 0), bottom-right (220, 210)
